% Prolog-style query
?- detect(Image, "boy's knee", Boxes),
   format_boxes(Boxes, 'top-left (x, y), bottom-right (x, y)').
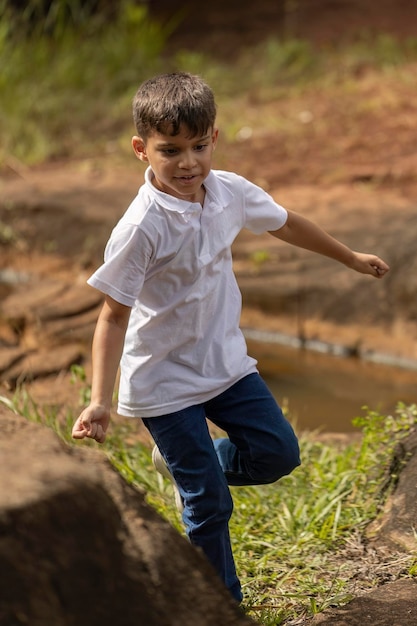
top-left (250, 445), bottom-right (301, 484)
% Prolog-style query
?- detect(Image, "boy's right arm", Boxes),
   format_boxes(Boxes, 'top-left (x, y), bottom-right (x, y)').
top-left (72, 295), bottom-right (131, 444)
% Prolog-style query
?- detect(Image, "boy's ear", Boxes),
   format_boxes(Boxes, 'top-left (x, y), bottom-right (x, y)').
top-left (212, 128), bottom-right (219, 149)
top-left (132, 136), bottom-right (148, 162)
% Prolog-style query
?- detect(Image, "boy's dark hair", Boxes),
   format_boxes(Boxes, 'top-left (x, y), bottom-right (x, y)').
top-left (132, 72), bottom-right (217, 140)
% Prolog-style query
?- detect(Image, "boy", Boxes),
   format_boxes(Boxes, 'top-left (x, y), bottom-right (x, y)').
top-left (72, 72), bottom-right (389, 603)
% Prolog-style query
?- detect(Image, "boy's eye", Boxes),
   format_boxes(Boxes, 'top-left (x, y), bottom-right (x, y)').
top-left (162, 148), bottom-right (178, 155)
top-left (194, 144), bottom-right (207, 151)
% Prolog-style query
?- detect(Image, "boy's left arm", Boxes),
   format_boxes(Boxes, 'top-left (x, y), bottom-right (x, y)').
top-left (270, 210), bottom-right (389, 278)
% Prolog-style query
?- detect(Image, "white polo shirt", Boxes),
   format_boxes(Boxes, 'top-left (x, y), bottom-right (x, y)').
top-left (88, 167), bottom-right (288, 417)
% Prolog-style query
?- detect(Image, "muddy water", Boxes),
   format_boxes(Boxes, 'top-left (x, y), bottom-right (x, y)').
top-left (246, 337), bottom-right (417, 433)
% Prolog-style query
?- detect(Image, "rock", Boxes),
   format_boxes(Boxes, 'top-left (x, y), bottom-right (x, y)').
top-left (366, 430), bottom-right (417, 551)
top-left (37, 306), bottom-right (100, 344)
top-left (35, 283), bottom-right (102, 321)
top-left (0, 408), bottom-right (256, 626)
top-left (1, 279), bottom-right (67, 322)
top-left (3, 344), bottom-right (83, 387)
top-left (310, 579), bottom-right (417, 625)
top-left (0, 279), bottom-right (101, 385)
top-left (304, 430), bottom-right (417, 626)
top-left (0, 346), bottom-right (26, 374)
top-left (0, 320), bottom-right (19, 347)
top-left (1, 279), bottom-right (102, 324)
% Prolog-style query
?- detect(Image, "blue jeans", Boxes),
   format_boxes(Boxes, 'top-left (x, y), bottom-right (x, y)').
top-left (142, 373), bottom-right (300, 603)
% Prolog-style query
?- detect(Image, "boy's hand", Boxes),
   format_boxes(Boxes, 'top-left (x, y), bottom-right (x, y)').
top-left (349, 252), bottom-right (390, 278)
top-left (72, 405), bottom-right (110, 444)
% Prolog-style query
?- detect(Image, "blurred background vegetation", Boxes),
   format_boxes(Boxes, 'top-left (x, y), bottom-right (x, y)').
top-left (1, 0), bottom-right (417, 167)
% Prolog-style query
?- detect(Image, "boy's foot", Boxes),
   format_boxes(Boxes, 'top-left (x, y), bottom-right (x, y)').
top-left (152, 445), bottom-right (184, 513)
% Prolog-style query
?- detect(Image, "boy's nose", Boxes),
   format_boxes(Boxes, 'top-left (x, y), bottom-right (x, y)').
top-left (179, 151), bottom-right (197, 169)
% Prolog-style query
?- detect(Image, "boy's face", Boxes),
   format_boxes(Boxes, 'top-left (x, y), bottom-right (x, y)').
top-left (132, 125), bottom-right (218, 204)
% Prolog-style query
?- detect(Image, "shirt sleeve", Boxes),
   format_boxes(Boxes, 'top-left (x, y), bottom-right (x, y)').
top-left (239, 175), bottom-right (288, 234)
top-left (87, 223), bottom-right (152, 307)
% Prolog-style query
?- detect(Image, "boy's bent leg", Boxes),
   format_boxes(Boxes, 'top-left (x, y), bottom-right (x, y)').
top-left (205, 373), bottom-right (301, 487)
top-left (142, 407), bottom-right (242, 603)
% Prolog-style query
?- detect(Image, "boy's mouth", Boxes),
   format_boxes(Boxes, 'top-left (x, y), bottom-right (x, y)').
top-left (176, 175), bottom-right (198, 182)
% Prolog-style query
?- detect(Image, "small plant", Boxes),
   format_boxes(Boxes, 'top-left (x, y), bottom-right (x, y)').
top-left (0, 221), bottom-right (17, 245)
top-left (408, 556), bottom-right (417, 577)
top-left (70, 363), bottom-right (91, 406)
top-left (0, 387), bottom-right (75, 442)
top-left (353, 402), bottom-right (417, 503)
top-left (250, 249), bottom-right (271, 268)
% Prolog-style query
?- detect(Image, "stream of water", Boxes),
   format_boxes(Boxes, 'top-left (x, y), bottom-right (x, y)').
top-left (245, 333), bottom-right (417, 433)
